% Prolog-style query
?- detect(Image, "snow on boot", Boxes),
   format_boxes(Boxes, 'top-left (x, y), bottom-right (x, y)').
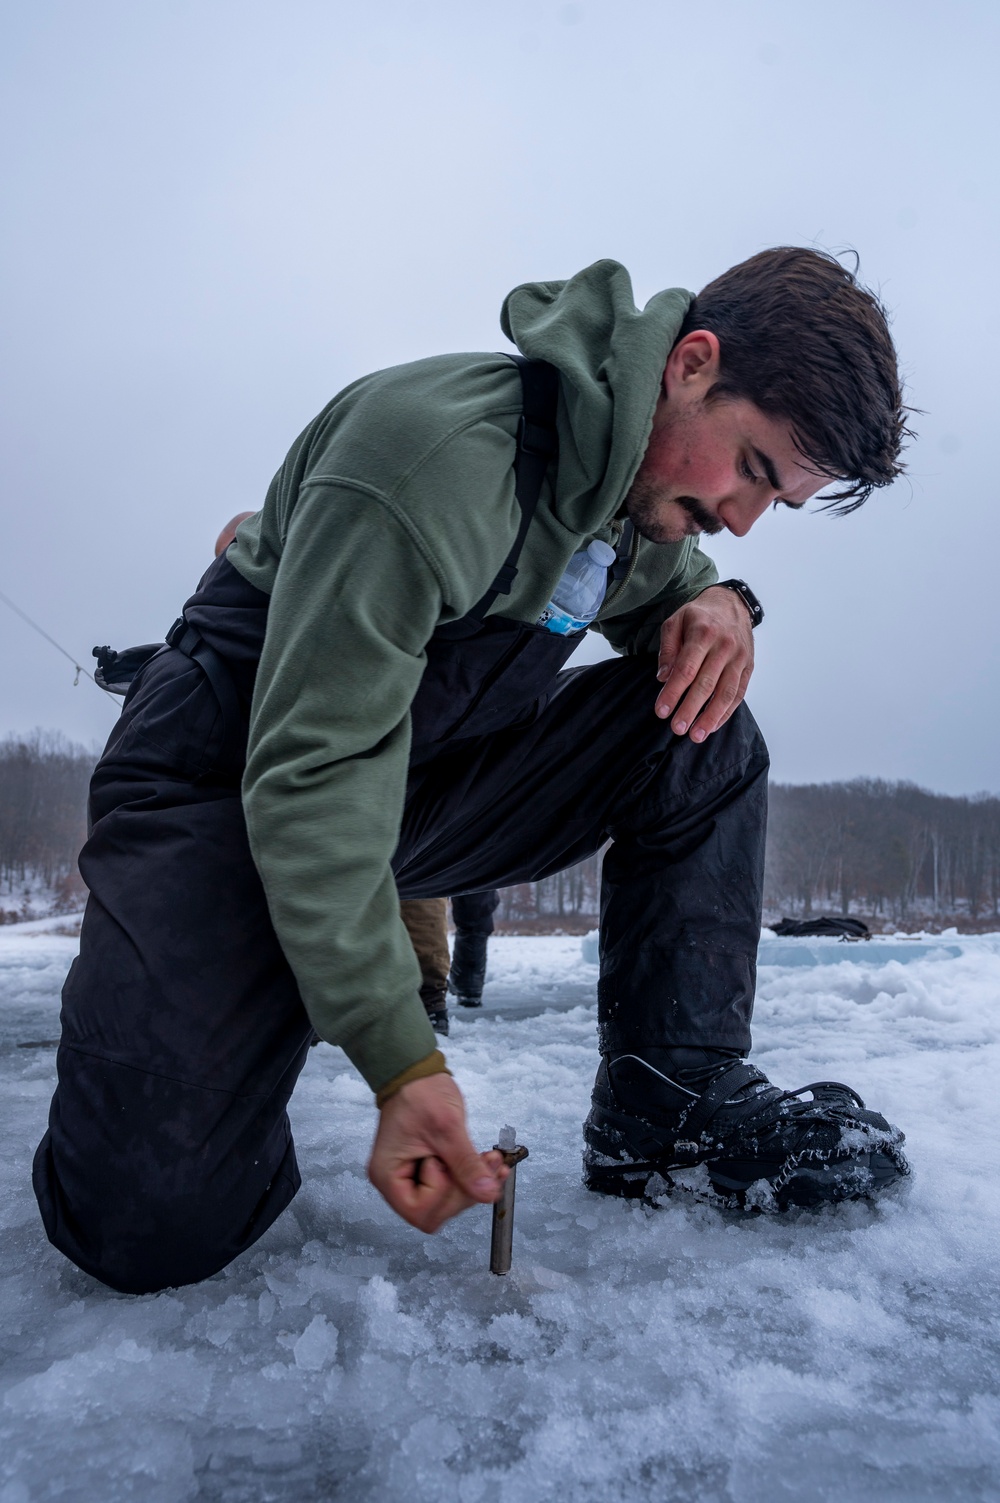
top-left (583, 1051), bottom-right (908, 1210)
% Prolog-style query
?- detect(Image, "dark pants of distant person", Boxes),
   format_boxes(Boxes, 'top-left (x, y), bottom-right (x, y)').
top-left (32, 556), bottom-right (768, 1295)
top-left (449, 890), bottom-right (500, 1002)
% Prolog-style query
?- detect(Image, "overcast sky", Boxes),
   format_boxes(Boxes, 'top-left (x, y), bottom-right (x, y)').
top-left (2, 0), bottom-right (997, 793)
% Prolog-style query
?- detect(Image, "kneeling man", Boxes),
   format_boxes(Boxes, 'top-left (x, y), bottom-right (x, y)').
top-left (35, 249), bottom-right (910, 1294)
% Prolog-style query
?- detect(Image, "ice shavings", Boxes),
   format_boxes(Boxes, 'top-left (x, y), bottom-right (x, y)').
top-left (1, 931), bottom-right (1000, 1501)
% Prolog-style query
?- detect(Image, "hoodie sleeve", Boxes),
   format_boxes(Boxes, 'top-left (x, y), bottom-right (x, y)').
top-left (594, 538), bottom-right (719, 655)
top-left (241, 479), bottom-right (445, 1096)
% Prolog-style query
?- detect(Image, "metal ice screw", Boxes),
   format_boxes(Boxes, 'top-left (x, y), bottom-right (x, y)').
top-left (490, 1126), bottom-right (528, 1276)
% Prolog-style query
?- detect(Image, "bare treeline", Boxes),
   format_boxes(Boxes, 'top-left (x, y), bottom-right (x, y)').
top-left (2, 731), bottom-right (998, 930)
top-left (766, 780), bottom-right (1000, 924)
top-left (0, 732), bottom-right (93, 901)
top-left (498, 853), bottom-right (603, 930)
top-left (502, 780), bottom-right (1000, 931)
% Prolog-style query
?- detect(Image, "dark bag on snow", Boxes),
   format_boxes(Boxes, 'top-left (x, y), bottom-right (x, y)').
top-left (771, 915), bottom-right (871, 941)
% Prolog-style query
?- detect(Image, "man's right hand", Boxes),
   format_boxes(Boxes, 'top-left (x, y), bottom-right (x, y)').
top-left (367, 1073), bottom-right (507, 1233)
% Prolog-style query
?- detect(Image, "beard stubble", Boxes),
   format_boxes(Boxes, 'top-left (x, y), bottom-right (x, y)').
top-left (624, 473), bottom-right (722, 543)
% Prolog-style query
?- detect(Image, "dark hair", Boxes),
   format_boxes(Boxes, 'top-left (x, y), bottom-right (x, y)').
top-left (676, 247), bottom-right (912, 511)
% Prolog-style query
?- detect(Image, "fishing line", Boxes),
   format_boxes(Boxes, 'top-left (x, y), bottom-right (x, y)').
top-left (0, 587), bottom-right (118, 704)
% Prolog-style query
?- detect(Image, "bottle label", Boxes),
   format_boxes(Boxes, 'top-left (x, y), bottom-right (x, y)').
top-left (537, 606), bottom-right (589, 636)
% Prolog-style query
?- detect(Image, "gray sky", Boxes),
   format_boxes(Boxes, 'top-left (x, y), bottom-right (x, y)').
top-left (2, 0), bottom-right (997, 792)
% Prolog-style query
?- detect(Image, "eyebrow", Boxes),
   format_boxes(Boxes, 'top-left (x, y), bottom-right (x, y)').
top-left (752, 446), bottom-right (782, 491)
top-left (752, 446), bottom-right (805, 508)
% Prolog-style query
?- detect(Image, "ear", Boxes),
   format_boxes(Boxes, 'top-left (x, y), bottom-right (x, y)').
top-left (663, 330), bottom-right (721, 395)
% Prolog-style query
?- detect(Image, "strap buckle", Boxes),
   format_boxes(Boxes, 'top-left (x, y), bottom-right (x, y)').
top-left (492, 562), bottom-right (518, 597)
top-left (516, 414), bottom-right (558, 458)
top-left (165, 617), bottom-right (187, 649)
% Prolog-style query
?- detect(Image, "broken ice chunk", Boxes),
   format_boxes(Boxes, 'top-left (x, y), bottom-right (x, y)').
top-left (498, 1125), bottom-right (516, 1151)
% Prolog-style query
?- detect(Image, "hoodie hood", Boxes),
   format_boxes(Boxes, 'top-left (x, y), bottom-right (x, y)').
top-left (501, 259), bottom-right (693, 527)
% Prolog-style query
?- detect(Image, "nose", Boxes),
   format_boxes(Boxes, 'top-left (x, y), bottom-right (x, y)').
top-left (720, 492), bottom-right (773, 538)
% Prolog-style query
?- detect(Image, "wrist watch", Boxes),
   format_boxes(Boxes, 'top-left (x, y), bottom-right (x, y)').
top-left (716, 578), bottom-right (764, 629)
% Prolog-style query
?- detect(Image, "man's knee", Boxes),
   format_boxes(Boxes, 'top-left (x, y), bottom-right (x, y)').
top-left (34, 1126), bottom-right (300, 1295)
top-left (602, 696), bottom-right (770, 857)
top-left (715, 700), bottom-right (770, 774)
top-left (631, 686), bottom-right (769, 798)
top-left (33, 1051), bottom-right (301, 1294)
top-left (575, 657), bottom-right (768, 770)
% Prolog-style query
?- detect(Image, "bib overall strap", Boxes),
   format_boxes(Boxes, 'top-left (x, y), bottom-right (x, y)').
top-left (436, 355), bottom-right (559, 640)
top-left (165, 616), bottom-right (244, 769)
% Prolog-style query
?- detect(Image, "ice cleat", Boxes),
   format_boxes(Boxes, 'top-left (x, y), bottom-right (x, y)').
top-left (583, 1053), bottom-right (909, 1210)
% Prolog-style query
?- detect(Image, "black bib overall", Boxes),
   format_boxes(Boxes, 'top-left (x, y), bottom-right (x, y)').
top-left (33, 361), bottom-right (770, 1294)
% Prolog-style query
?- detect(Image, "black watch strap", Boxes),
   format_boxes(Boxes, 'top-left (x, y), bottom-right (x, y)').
top-left (717, 578), bottom-right (764, 628)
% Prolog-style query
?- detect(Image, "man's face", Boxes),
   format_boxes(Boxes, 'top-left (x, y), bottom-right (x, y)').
top-left (625, 331), bottom-right (831, 544)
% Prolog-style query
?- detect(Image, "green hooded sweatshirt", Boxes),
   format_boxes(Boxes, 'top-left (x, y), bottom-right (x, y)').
top-left (230, 260), bottom-right (718, 1095)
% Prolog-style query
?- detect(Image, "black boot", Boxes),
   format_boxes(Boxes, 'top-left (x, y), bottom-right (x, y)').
top-left (449, 991), bottom-right (483, 1010)
top-left (583, 1047), bottom-right (908, 1210)
top-left (447, 930), bottom-right (489, 1008)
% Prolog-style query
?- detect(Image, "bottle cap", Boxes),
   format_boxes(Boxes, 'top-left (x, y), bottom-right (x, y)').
top-left (587, 539), bottom-right (616, 567)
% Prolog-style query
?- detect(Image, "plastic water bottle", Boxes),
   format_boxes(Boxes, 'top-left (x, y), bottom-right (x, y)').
top-left (536, 539), bottom-right (617, 635)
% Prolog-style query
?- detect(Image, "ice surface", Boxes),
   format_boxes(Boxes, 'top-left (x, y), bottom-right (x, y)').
top-left (2, 926), bottom-right (1000, 1501)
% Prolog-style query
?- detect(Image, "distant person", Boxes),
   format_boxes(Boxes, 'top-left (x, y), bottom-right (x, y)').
top-left (400, 890), bottom-right (500, 1030)
top-left (399, 897), bottom-right (451, 1035)
top-left (36, 251), bottom-right (910, 1295)
top-left (448, 890), bottom-right (500, 1009)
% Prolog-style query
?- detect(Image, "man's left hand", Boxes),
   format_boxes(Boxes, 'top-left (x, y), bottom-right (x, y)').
top-left (654, 585), bottom-right (755, 741)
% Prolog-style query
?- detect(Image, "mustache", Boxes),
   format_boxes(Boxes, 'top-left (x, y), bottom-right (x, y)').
top-left (675, 496), bottom-right (723, 535)
top-left (624, 475), bottom-right (723, 543)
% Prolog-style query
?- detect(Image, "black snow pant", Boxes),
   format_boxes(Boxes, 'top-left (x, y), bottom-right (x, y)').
top-left (448, 890), bottom-right (500, 1001)
top-left (33, 562), bottom-right (768, 1295)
